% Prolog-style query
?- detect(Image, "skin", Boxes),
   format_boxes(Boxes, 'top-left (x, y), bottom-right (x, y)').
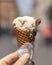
top-left (0, 52), bottom-right (30, 65)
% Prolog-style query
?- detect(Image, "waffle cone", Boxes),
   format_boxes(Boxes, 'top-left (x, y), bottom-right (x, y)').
top-left (14, 27), bottom-right (35, 47)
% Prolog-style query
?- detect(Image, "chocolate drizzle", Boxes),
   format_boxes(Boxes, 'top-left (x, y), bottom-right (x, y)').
top-left (26, 27), bottom-right (37, 42)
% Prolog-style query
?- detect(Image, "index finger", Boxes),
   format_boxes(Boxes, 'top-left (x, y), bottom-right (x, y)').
top-left (14, 53), bottom-right (30, 65)
top-left (0, 52), bottom-right (19, 65)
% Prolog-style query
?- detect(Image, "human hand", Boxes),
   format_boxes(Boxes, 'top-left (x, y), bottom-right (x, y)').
top-left (0, 52), bottom-right (30, 65)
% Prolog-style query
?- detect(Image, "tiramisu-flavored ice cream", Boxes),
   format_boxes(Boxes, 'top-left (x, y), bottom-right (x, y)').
top-left (13, 16), bottom-right (41, 47)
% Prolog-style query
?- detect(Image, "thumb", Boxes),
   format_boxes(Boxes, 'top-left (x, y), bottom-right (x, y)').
top-left (14, 53), bottom-right (30, 65)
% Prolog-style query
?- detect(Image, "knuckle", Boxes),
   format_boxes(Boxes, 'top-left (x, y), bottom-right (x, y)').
top-left (0, 60), bottom-right (7, 65)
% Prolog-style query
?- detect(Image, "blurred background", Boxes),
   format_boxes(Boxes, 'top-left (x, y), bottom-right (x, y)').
top-left (0, 0), bottom-right (52, 65)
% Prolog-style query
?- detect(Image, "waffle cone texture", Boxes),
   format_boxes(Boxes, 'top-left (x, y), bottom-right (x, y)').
top-left (14, 27), bottom-right (35, 47)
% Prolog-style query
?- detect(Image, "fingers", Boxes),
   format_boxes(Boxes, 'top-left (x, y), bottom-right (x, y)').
top-left (0, 52), bottom-right (19, 65)
top-left (14, 53), bottom-right (30, 65)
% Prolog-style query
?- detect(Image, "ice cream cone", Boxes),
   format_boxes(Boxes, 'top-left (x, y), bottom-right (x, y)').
top-left (13, 16), bottom-right (41, 47)
top-left (14, 27), bottom-right (35, 47)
